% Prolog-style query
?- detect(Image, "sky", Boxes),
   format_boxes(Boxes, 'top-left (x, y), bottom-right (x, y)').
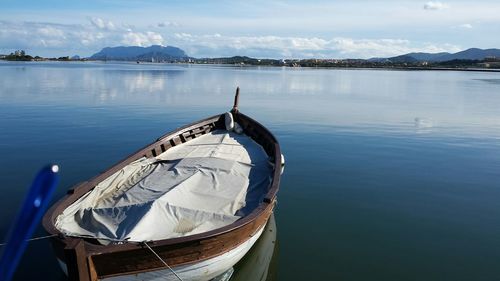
top-left (0, 0), bottom-right (499, 59)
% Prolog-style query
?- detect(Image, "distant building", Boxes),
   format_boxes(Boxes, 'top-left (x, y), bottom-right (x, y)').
top-left (479, 61), bottom-right (500, 68)
top-left (0, 54), bottom-right (6, 59)
top-left (14, 50), bottom-right (25, 56)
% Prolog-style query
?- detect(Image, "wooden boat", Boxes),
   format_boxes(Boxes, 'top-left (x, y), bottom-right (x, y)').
top-left (42, 88), bottom-right (282, 281)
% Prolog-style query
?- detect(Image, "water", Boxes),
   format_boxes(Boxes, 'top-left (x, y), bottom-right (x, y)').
top-left (1, 61), bottom-right (500, 280)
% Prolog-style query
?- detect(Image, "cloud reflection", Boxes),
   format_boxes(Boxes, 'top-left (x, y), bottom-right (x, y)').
top-left (2, 62), bottom-right (500, 140)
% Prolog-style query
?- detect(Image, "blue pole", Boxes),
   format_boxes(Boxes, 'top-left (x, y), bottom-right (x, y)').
top-left (0, 164), bottom-right (60, 281)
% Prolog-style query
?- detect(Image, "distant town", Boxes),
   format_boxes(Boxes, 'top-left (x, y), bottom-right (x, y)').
top-left (2, 47), bottom-right (500, 71)
top-left (190, 56), bottom-right (500, 70)
top-left (0, 50), bottom-right (79, 62)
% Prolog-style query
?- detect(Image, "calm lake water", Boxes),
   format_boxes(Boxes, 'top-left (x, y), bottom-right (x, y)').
top-left (1, 61), bottom-right (500, 280)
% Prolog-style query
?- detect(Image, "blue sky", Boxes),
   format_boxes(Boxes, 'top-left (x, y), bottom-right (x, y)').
top-left (1, 0), bottom-right (499, 58)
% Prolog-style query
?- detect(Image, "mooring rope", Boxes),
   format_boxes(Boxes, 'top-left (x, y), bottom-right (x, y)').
top-left (0, 234), bottom-right (57, 247)
top-left (64, 233), bottom-right (133, 243)
top-left (142, 241), bottom-right (184, 281)
top-left (66, 236), bottom-right (184, 281)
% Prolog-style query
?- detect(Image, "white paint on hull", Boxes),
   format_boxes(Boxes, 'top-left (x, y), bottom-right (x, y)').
top-left (102, 225), bottom-right (265, 281)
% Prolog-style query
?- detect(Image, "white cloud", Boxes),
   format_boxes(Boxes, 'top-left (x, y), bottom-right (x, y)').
top-left (0, 20), bottom-right (122, 55)
top-left (0, 20), bottom-right (168, 56)
top-left (0, 20), bottom-right (463, 59)
top-left (89, 17), bottom-right (115, 30)
top-left (171, 33), bottom-right (461, 59)
top-left (0, 21), bottom-right (73, 50)
top-left (78, 31), bottom-right (105, 46)
top-left (157, 21), bottom-right (179, 28)
top-left (424, 1), bottom-right (449, 10)
top-left (37, 26), bottom-right (65, 38)
top-left (122, 31), bottom-right (164, 47)
top-left (459, 23), bottom-right (473, 29)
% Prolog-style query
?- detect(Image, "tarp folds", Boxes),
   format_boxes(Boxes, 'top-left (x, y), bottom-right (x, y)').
top-left (55, 130), bottom-right (272, 242)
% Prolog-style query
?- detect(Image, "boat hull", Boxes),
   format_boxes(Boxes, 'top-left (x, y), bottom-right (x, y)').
top-left (56, 221), bottom-right (268, 281)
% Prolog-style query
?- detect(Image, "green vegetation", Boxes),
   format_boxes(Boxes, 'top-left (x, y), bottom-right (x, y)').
top-left (0, 50), bottom-right (78, 62)
top-left (4, 50), bottom-right (33, 61)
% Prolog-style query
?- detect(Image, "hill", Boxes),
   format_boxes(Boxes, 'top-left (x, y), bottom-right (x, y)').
top-left (403, 52), bottom-right (450, 61)
top-left (435, 48), bottom-right (500, 61)
top-left (386, 48), bottom-right (500, 63)
top-left (90, 45), bottom-right (188, 61)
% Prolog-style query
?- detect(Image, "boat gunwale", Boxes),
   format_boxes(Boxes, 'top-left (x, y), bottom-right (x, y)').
top-left (93, 203), bottom-right (275, 279)
top-left (42, 111), bottom-right (281, 255)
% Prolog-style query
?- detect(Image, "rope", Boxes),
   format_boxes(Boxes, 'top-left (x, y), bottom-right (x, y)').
top-left (0, 234), bottom-right (57, 247)
top-left (65, 235), bottom-right (184, 281)
top-left (142, 241), bottom-right (184, 281)
top-left (64, 234), bottom-right (133, 243)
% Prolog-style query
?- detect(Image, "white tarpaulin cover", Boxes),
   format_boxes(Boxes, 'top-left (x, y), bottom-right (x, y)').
top-left (55, 130), bottom-right (272, 242)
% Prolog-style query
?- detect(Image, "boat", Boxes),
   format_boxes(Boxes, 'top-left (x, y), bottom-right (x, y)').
top-left (42, 88), bottom-right (282, 281)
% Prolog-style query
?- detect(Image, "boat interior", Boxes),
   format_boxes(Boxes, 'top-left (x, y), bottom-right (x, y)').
top-left (55, 113), bottom-right (274, 243)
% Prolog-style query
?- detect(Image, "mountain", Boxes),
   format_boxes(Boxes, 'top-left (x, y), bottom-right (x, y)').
top-left (386, 48), bottom-right (500, 62)
top-left (434, 48), bottom-right (500, 61)
top-left (90, 45), bottom-right (188, 61)
top-left (403, 52), bottom-right (450, 61)
top-left (386, 54), bottom-right (420, 63)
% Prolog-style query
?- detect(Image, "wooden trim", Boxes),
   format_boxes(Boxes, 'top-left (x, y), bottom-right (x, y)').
top-left (93, 203), bottom-right (274, 279)
top-left (64, 239), bottom-right (91, 281)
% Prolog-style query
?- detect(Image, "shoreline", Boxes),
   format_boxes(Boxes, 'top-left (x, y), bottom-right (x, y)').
top-left (2, 59), bottom-right (500, 73)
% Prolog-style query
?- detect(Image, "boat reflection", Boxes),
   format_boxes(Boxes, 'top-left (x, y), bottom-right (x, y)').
top-left (230, 213), bottom-right (278, 281)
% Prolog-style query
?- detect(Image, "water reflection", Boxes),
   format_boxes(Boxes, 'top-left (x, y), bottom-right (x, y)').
top-left (232, 214), bottom-right (277, 281)
top-left (3, 62), bottom-right (500, 140)
top-left (2, 62), bottom-right (500, 280)
top-left (474, 78), bottom-right (500, 84)
top-left (414, 117), bottom-right (434, 134)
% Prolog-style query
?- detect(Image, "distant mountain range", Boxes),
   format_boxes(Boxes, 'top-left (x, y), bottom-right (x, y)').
top-left (374, 48), bottom-right (500, 63)
top-left (88, 46), bottom-right (500, 65)
top-left (90, 45), bottom-right (188, 61)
